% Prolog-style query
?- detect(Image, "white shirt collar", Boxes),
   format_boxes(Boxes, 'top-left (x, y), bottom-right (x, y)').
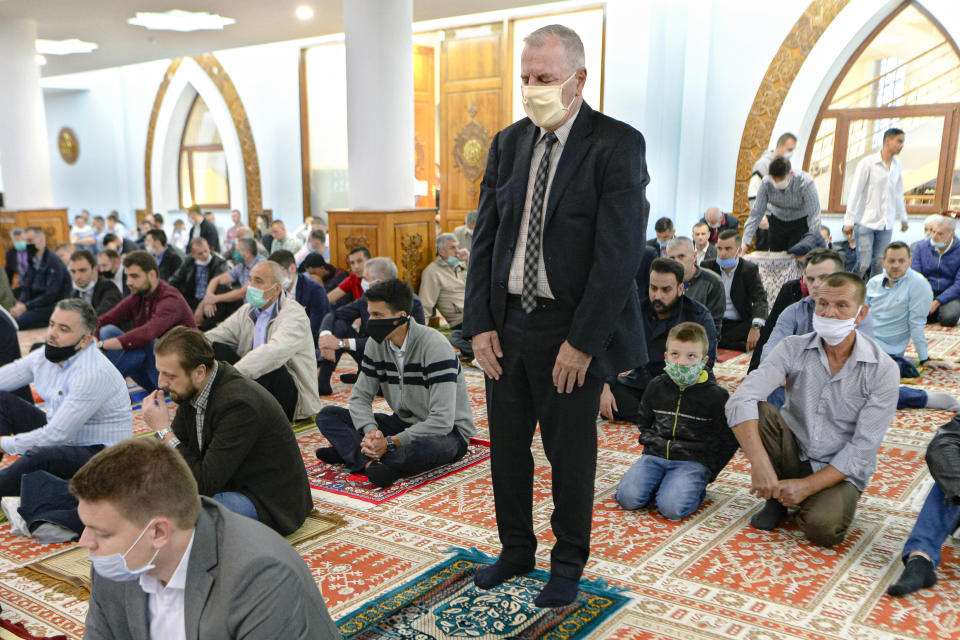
top-left (140, 530), bottom-right (195, 595)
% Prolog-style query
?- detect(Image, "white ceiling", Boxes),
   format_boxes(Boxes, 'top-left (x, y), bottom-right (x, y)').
top-left (0, 0), bottom-right (547, 77)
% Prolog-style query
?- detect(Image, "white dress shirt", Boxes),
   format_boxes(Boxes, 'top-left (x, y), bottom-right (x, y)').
top-left (140, 531), bottom-right (195, 640)
top-left (507, 106), bottom-right (582, 298)
top-left (843, 152), bottom-right (908, 231)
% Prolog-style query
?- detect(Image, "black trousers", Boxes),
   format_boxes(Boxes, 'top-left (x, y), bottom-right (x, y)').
top-left (212, 343), bottom-right (298, 421)
top-left (718, 318), bottom-right (752, 351)
top-left (486, 297), bottom-right (602, 580)
top-left (767, 215), bottom-right (809, 252)
top-left (609, 380), bottom-right (645, 424)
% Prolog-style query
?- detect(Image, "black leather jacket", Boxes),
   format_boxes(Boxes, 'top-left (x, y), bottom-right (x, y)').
top-left (927, 415), bottom-right (960, 503)
top-left (636, 371), bottom-right (739, 480)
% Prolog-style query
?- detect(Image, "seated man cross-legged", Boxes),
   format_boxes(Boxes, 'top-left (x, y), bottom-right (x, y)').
top-left (0, 299), bottom-right (132, 497)
top-left (726, 273), bottom-right (899, 547)
top-left (204, 260), bottom-right (322, 422)
top-left (315, 279), bottom-right (476, 488)
top-left (72, 438), bottom-right (339, 638)
top-left (615, 322), bottom-right (738, 520)
top-left (143, 327), bottom-right (313, 534)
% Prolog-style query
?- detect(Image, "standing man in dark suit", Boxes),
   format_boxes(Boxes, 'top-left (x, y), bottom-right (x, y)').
top-left (463, 24), bottom-right (649, 607)
top-left (187, 206), bottom-right (221, 254)
top-left (703, 229), bottom-right (769, 351)
top-left (69, 250), bottom-right (122, 316)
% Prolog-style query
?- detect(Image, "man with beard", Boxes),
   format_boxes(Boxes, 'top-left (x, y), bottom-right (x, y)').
top-left (600, 258), bottom-right (717, 423)
top-left (142, 327), bottom-right (312, 534)
top-left (69, 250), bottom-right (122, 317)
top-left (0, 299), bottom-right (131, 496)
top-left (97, 251), bottom-right (196, 392)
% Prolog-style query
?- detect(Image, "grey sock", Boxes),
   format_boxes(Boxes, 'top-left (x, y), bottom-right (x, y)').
top-left (924, 391), bottom-right (960, 412)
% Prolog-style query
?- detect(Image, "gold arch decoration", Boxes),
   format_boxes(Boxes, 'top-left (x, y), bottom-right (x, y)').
top-left (144, 54), bottom-right (263, 217)
top-left (732, 0), bottom-right (851, 221)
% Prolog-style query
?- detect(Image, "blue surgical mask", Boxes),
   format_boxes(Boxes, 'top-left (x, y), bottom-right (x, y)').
top-left (658, 240), bottom-right (668, 248)
top-left (931, 237), bottom-right (947, 249)
top-left (446, 256), bottom-right (459, 268)
top-left (13, 241), bottom-right (26, 252)
top-left (716, 256), bottom-right (738, 270)
top-left (89, 518), bottom-right (159, 582)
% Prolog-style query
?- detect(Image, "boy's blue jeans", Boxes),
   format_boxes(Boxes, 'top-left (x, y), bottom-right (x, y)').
top-left (616, 455), bottom-right (711, 520)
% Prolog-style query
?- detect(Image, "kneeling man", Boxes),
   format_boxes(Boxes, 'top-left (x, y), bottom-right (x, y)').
top-left (73, 438), bottom-right (339, 638)
top-left (726, 272), bottom-right (899, 547)
top-left (315, 279), bottom-right (475, 488)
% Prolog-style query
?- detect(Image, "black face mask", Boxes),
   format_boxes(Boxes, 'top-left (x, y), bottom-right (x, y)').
top-left (366, 315), bottom-right (408, 344)
top-left (44, 338), bottom-right (84, 363)
top-left (100, 270), bottom-right (115, 280)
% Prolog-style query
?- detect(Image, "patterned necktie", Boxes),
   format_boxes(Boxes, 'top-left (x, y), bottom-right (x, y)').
top-left (521, 132), bottom-right (558, 313)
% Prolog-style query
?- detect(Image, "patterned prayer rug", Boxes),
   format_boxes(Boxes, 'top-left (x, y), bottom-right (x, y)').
top-left (336, 547), bottom-right (630, 640)
top-left (306, 439), bottom-right (491, 504)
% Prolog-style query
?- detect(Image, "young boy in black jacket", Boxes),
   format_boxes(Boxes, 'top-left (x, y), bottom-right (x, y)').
top-left (615, 321), bottom-right (738, 520)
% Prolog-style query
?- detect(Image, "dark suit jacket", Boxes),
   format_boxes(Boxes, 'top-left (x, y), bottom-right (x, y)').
top-left (156, 249), bottom-right (183, 282)
top-left (84, 498), bottom-right (339, 640)
top-left (634, 246), bottom-right (658, 307)
top-left (320, 294), bottom-right (425, 357)
top-left (3, 247), bottom-right (27, 284)
top-left (703, 258), bottom-right (769, 323)
top-left (294, 273), bottom-right (331, 343)
top-left (117, 238), bottom-right (139, 255)
top-left (645, 238), bottom-right (668, 257)
top-left (74, 278), bottom-right (123, 316)
top-left (190, 219), bottom-right (222, 253)
top-left (169, 254), bottom-right (230, 307)
top-left (170, 362), bottom-right (312, 535)
top-left (18, 249), bottom-right (72, 313)
top-left (748, 278), bottom-right (803, 372)
top-left (463, 102), bottom-right (650, 377)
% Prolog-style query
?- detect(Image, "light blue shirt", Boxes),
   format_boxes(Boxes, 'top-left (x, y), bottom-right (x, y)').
top-left (0, 344), bottom-right (132, 455)
top-left (227, 255), bottom-right (264, 286)
top-left (252, 301), bottom-right (277, 349)
top-left (761, 296), bottom-right (875, 363)
top-left (866, 268), bottom-right (933, 362)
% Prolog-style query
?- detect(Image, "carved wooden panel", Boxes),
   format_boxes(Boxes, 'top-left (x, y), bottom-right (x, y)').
top-left (332, 224), bottom-right (379, 267)
top-left (440, 25), bottom-right (507, 232)
top-left (394, 222), bottom-right (430, 292)
top-left (0, 209), bottom-right (69, 255)
top-left (733, 0), bottom-right (850, 222)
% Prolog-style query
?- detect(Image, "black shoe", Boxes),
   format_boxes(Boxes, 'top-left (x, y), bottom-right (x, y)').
top-left (887, 555), bottom-right (937, 596)
top-left (315, 447), bottom-right (344, 464)
top-left (750, 499), bottom-right (787, 530)
top-left (365, 462), bottom-right (401, 488)
top-left (340, 373), bottom-right (358, 384)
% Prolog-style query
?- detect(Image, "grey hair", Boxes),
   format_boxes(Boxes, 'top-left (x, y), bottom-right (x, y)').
top-left (365, 257), bottom-right (398, 282)
top-left (524, 24), bottom-right (585, 72)
top-left (236, 237), bottom-right (257, 255)
top-left (667, 236), bottom-right (694, 253)
top-left (436, 233), bottom-right (457, 254)
top-left (925, 214), bottom-right (941, 226)
top-left (465, 210), bottom-right (479, 225)
top-left (262, 260), bottom-right (288, 286)
top-left (935, 215), bottom-right (958, 232)
top-left (54, 298), bottom-right (98, 335)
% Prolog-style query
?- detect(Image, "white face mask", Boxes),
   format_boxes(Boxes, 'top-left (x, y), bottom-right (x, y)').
top-left (782, 151), bottom-right (793, 160)
top-left (773, 177), bottom-right (790, 191)
top-left (812, 305), bottom-right (861, 346)
top-left (521, 72), bottom-right (578, 130)
top-left (195, 256), bottom-right (212, 266)
top-left (360, 278), bottom-right (371, 292)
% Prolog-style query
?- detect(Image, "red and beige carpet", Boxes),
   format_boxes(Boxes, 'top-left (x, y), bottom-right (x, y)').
top-left (2, 327), bottom-right (960, 638)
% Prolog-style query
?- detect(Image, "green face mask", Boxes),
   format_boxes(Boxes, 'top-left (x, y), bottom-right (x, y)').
top-left (245, 284), bottom-right (277, 309)
top-left (663, 357), bottom-right (706, 388)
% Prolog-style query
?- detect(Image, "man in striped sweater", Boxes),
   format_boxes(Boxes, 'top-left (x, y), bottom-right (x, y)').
top-left (314, 279), bottom-right (476, 488)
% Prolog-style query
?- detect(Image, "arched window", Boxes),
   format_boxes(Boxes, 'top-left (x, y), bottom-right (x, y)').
top-left (179, 94), bottom-right (230, 209)
top-left (804, 2), bottom-right (960, 214)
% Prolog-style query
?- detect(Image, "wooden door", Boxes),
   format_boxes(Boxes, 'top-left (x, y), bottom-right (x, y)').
top-left (439, 23), bottom-right (510, 232)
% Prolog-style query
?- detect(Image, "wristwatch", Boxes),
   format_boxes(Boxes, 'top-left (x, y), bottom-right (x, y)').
top-left (338, 339), bottom-right (345, 350)
top-left (97, 340), bottom-right (104, 349)
top-left (155, 428), bottom-right (170, 441)
top-left (751, 320), bottom-right (764, 330)
top-left (385, 437), bottom-right (397, 453)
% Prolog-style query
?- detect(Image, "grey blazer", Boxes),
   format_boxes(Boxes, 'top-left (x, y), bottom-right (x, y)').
top-left (84, 498), bottom-right (340, 639)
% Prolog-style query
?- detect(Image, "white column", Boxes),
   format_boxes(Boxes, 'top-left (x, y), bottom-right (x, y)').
top-left (0, 19), bottom-right (53, 209)
top-left (343, 0), bottom-right (415, 210)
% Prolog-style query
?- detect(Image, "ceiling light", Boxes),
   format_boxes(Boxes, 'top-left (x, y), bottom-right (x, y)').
top-left (128, 10), bottom-right (235, 32)
top-left (296, 6), bottom-right (314, 21)
top-left (36, 54), bottom-right (47, 66)
top-left (36, 39), bottom-right (98, 55)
